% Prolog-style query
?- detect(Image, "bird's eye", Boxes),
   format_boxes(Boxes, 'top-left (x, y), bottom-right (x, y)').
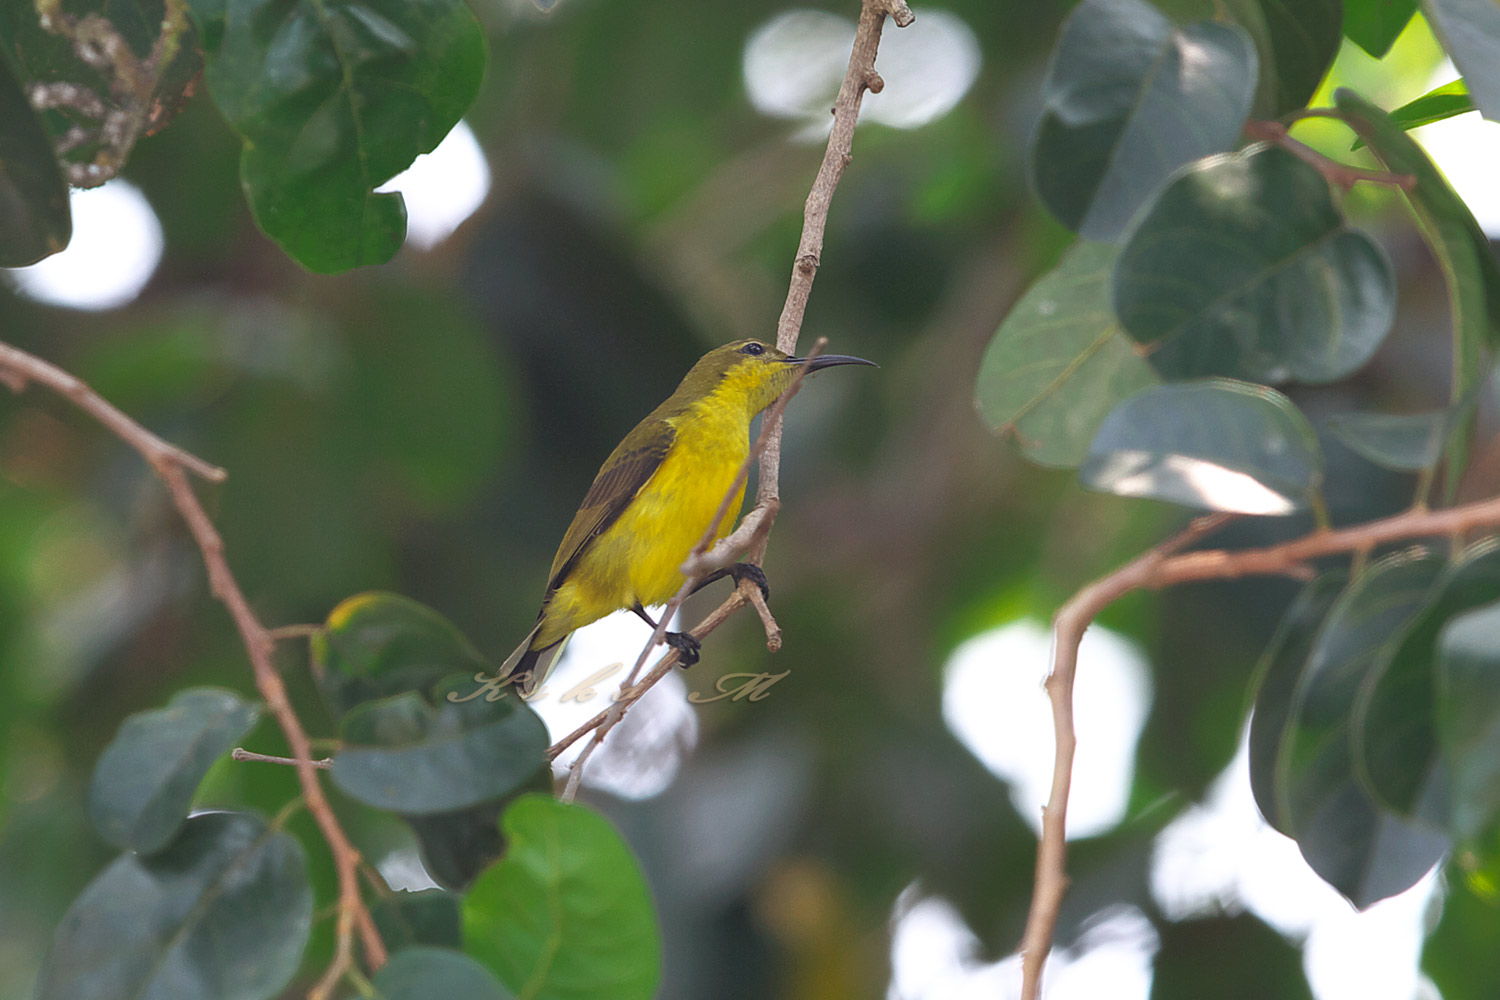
top-left (741, 342), bottom-right (765, 356)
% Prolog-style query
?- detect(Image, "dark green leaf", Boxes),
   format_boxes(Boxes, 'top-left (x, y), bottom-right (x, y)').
top-left (0, 50), bottom-right (71, 266)
top-left (1343, 0), bottom-right (1417, 58)
top-left (188, 0), bottom-right (486, 273)
top-left (1248, 571), bottom-right (1348, 835)
top-left (37, 811), bottom-right (312, 1000)
top-left (1423, 878), bottom-right (1500, 999)
top-left (1150, 913), bottom-right (1313, 1000)
top-left (331, 676), bottom-right (548, 815)
top-left (1029, 0), bottom-right (1257, 241)
top-left (1335, 88), bottom-right (1500, 500)
top-left (371, 947), bottom-right (514, 1000)
top-left (1438, 596), bottom-right (1500, 846)
top-left (88, 687), bottom-right (261, 853)
top-left (374, 889), bottom-right (463, 951)
top-left (1327, 411), bottom-right (1448, 471)
top-left (1357, 540), bottom-right (1500, 822)
top-left (312, 591), bottom-right (490, 721)
top-left (1080, 378), bottom-right (1324, 515)
top-left (1424, 0), bottom-right (1500, 124)
top-left (1114, 146), bottom-right (1396, 383)
top-left (465, 795), bottom-right (661, 1000)
top-left (404, 766), bottom-right (553, 891)
top-left (975, 241), bottom-right (1160, 468)
top-left (1278, 550), bottom-right (1450, 907)
top-left (1254, 0), bottom-right (1343, 115)
top-left (1351, 80), bottom-right (1473, 149)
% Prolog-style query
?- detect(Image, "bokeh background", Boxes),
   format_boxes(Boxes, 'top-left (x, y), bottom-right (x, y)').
top-left (4, 1), bottom-right (1500, 997)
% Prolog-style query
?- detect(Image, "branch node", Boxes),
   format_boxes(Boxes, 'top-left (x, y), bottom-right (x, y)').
top-left (865, 71), bottom-right (885, 94)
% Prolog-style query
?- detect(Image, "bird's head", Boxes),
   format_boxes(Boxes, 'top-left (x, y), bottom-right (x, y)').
top-left (680, 338), bottom-right (877, 415)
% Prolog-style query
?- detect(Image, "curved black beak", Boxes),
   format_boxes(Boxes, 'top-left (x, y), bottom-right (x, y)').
top-left (785, 353), bottom-right (879, 372)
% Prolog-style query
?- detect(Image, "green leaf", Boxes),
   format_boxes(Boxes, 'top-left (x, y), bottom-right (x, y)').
top-left (1114, 145), bottom-right (1397, 383)
top-left (1438, 596), bottom-right (1500, 847)
top-left (1343, 0), bottom-right (1418, 58)
top-left (1326, 411), bottom-right (1448, 471)
top-left (1357, 540), bottom-right (1500, 822)
top-left (1424, 0), bottom-right (1500, 124)
top-left (1351, 80), bottom-right (1473, 149)
top-left (37, 811), bottom-right (312, 1000)
top-left (88, 687), bottom-right (261, 854)
top-left (1150, 913), bottom-right (1314, 1000)
top-left (374, 890), bottom-right (463, 951)
top-left (371, 947), bottom-right (514, 1000)
top-left (0, 50), bottom-right (71, 266)
top-left (188, 0), bottom-right (486, 273)
top-left (465, 795), bottom-right (661, 1000)
top-left (1254, 0), bottom-right (1343, 115)
top-left (1248, 571), bottom-right (1348, 836)
top-left (312, 591), bottom-right (491, 722)
top-left (1335, 88), bottom-right (1500, 500)
top-left (404, 766), bottom-right (553, 891)
top-left (974, 241), bottom-right (1160, 468)
top-left (1277, 550), bottom-right (1450, 907)
top-left (331, 676), bottom-right (549, 815)
top-left (1029, 0), bottom-right (1257, 241)
top-left (1080, 378), bottom-right (1324, 515)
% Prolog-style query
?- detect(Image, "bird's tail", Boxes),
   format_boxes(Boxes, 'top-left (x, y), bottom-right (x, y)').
top-left (499, 621), bottom-right (566, 700)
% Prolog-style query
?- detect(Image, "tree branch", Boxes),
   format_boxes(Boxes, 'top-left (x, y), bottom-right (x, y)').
top-left (0, 340), bottom-right (387, 991)
top-left (1244, 119), bottom-right (1416, 191)
top-left (1020, 498), bottom-right (1500, 998)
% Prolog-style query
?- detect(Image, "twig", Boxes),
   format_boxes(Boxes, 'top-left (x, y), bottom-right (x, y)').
top-left (233, 747), bottom-right (333, 769)
top-left (0, 341), bottom-right (387, 987)
top-left (1244, 120), bottom-right (1416, 191)
top-left (1020, 498), bottom-right (1500, 998)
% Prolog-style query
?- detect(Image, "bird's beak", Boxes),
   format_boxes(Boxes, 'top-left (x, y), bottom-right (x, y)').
top-left (785, 353), bottom-right (879, 372)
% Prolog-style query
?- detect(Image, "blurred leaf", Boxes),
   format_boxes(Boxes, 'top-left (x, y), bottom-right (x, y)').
top-left (1080, 378), bottom-right (1324, 515)
top-left (975, 241), bottom-right (1160, 468)
top-left (1423, 878), bottom-right (1500, 999)
top-left (0, 50), bottom-right (70, 266)
top-left (1343, 0), bottom-right (1417, 57)
top-left (1255, 0), bottom-right (1343, 115)
top-left (1327, 411), bottom-right (1448, 471)
top-left (1151, 912), bottom-right (1314, 1000)
top-left (465, 795), bottom-right (660, 1000)
top-left (1437, 597), bottom-right (1500, 848)
top-left (331, 676), bottom-right (548, 815)
top-left (187, 0), bottom-right (485, 273)
top-left (374, 889), bottom-right (463, 951)
top-left (371, 947), bottom-right (514, 1000)
top-left (405, 767), bottom-right (553, 892)
top-left (1351, 80), bottom-right (1473, 149)
top-left (1424, 0), bottom-right (1500, 124)
top-left (1358, 540), bottom-right (1500, 821)
top-left (1029, 0), bottom-right (1257, 241)
top-left (37, 811), bottom-right (311, 1000)
top-left (88, 687), bottom-right (261, 854)
top-left (312, 591), bottom-right (490, 721)
top-left (1114, 146), bottom-right (1396, 383)
top-left (1249, 571), bottom-right (1348, 835)
top-left (1278, 550), bottom-right (1450, 907)
top-left (1335, 89), bottom-right (1500, 498)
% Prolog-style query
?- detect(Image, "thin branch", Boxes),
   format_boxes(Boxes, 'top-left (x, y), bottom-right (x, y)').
top-left (1244, 120), bottom-right (1416, 191)
top-left (233, 747), bottom-right (333, 769)
top-left (0, 341), bottom-right (387, 984)
top-left (1019, 500), bottom-right (1500, 999)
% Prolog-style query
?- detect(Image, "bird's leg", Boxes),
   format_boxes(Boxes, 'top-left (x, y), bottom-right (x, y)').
top-left (687, 563), bottom-right (771, 603)
top-left (630, 602), bottom-right (701, 667)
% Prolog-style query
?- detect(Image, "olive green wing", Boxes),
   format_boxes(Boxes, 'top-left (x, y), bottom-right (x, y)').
top-left (546, 422), bottom-right (675, 594)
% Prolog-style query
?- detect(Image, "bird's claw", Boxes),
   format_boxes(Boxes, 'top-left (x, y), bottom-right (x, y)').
top-left (730, 563), bottom-right (771, 603)
top-left (666, 631), bottom-right (701, 667)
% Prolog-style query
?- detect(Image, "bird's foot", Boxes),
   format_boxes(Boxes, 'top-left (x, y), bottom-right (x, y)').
top-left (666, 631), bottom-right (701, 667)
top-left (729, 563), bottom-right (770, 603)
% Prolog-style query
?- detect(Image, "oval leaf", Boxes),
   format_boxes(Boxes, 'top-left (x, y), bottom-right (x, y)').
top-left (975, 241), bottom-right (1160, 467)
top-left (1438, 597), bottom-right (1500, 848)
top-left (374, 890), bottom-right (463, 951)
top-left (464, 795), bottom-right (661, 1000)
top-left (37, 811), bottom-right (312, 1000)
top-left (1029, 0), bottom-right (1257, 241)
top-left (1114, 145), bottom-right (1396, 383)
top-left (1343, 0), bottom-right (1417, 58)
top-left (404, 766), bottom-right (554, 892)
top-left (189, 0), bottom-right (486, 273)
top-left (1080, 378), bottom-right (1323, 514)
top-left (1425, 0), bottom-right (1500, 124)
top-left (331, 677), bottom-right (549, 815)
top-left (0, 50), bottom-right (71, 266)
top-left (1327, 411), bottom-right (1449, 471)
top-left (89, 687), bottom-right (261, 853)
top-left (371, 947), bottom-right (514, 1000)
top-left (1255, 0), bottom-right (1342, 115)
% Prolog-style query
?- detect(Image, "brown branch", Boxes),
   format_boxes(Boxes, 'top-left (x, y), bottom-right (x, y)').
top-left (1020, 498), bottom-right (1500, 998)
top-left (1244, 120), bottom-right (1416, 191)
top-left (232, 747), bottom-right (333, 769)
top-left (0, 341), bottom-right (387, 990)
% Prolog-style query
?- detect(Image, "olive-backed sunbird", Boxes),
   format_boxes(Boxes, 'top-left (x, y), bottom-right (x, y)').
top-left (501, 338), bottom-right (875, 690)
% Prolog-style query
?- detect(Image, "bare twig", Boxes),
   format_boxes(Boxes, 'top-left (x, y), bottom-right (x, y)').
top-left (0, 341), bottom-right (387, 988)
top-left (232, 747), bottom-right (333, 769)
top-left (1244, 120), bottom-right (1416, 191)
top-left (1020, 500), bottom-right (1500, 998)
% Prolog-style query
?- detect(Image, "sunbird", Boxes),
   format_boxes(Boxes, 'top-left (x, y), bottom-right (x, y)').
top-left (502, 338), bottom-right (876, 690)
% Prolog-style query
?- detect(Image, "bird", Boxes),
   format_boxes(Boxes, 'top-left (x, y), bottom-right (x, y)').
top-left (499, 337), bottom-right (876, 694)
